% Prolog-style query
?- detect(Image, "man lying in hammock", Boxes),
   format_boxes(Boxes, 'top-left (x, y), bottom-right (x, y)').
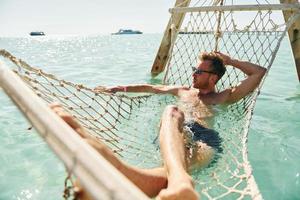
top-left (53, 52), bottom-right (266, 200)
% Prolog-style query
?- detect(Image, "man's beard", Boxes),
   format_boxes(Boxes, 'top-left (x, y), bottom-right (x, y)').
top-left (196, 80), bottom-right (209, 90)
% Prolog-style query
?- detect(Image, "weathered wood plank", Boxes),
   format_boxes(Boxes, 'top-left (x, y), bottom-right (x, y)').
top-left (280, 0), bottom-right (300, 81)
top-left (151, 0), bottom-right (191, 76)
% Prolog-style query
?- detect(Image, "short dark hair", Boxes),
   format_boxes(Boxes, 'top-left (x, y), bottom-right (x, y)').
top-left (199, 52), bottom-right (226, 81)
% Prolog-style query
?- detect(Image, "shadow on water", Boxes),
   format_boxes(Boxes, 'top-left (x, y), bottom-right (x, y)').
top-left (284, 85), bottom-right (300, 102)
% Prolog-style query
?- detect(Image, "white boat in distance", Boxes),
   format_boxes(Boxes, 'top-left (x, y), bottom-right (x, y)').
top-left (112, 29), bottom-right (143, 35)
top-left (30, 31), bottom-right (45, 36)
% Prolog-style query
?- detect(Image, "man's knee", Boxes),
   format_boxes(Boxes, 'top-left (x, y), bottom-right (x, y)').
top-left (163, 105), bottom-right (184, 121)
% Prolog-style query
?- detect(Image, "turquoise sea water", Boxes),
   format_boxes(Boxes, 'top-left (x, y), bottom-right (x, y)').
top-left (0, 34), bottom-right (299, 199)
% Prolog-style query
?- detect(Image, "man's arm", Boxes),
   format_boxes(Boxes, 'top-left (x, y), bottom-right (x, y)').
top-left (94, 84), bottom-right (189, 96)
top-left (216, 52), bottom-right (267, 104)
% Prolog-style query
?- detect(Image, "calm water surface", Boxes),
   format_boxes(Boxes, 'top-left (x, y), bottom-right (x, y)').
top-left (0, 34), bottom-right (299, 199)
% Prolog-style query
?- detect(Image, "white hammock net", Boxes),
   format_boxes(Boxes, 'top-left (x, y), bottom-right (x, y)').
top-left (160, 0), bottom-right (300, 199)
top-left (1, 0), bottom-right (300, 199)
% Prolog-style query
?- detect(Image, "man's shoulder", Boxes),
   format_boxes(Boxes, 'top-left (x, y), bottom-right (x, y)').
top-left (166, 85), bottom-right (191, 91)
top-left (212, 88), bottom-right (232, 104)
top-left (179, 86), bottom-right (191, 91)
top-left (177, 86), bottom-right (197, 96)
top-left (177, 86), bottom-right (195, 92)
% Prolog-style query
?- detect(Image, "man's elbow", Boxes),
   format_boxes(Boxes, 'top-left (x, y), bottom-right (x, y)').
top-left (253, 68), bottom-right (266, 89)
top-left (258, 67), bottom-right (267, 78)
top-left (253, 67), bottom-right (267, 84)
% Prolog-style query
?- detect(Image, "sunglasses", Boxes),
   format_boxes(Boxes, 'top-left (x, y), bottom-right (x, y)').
top-left (192, 67), bottom-right (218, 75)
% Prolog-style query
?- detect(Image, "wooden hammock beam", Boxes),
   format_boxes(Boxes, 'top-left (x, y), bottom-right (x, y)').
top-left (280, 0), bottom-right (300, 81)
top-left (170, 4), bottom-right (300, 13)
top-left (0, 62), bottom-right (150, 200)
top-left (151, 0), bottom-right (191, 76)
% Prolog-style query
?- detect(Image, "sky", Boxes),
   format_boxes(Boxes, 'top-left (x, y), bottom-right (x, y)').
top-left (0, 0), bottom-right (290, 36)
top-left (0, 0), bottom-right (174, 36)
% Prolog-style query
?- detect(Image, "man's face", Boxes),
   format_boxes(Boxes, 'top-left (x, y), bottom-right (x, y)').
top-left (192, 60), bottom-right (215, 89)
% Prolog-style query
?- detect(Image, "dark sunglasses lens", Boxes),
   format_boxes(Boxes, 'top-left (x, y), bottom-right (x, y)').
top-left (195, 69), bottom-right (202, 74)
top-left (192, 67), bottom-right (201, 74)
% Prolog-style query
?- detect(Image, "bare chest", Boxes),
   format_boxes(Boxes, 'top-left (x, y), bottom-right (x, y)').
top-left (178, 91), bottom-right (214, 125)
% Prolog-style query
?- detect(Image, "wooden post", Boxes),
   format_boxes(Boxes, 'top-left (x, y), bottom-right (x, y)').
top-left (151, 0), bottom-right (191, 76)
top-left (280, 0), bottom-right (300, 81)
top-left (214, 0), bottom-right (224, 51)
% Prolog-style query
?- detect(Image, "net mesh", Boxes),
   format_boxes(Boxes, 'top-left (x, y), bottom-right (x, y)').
top-left (161, 0), bottom-right (300, 199)
top-left (165, 0), bottom-right (296, 117)
top-left (1, 1), bottom-right (300, 199)
top-left (0, 49), bottom-right (169, 167)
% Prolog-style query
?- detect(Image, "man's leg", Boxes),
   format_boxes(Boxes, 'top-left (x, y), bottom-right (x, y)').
top-left (157, 105), bottom-right (199, 200)
top-left (85, 139), bottom-right (167, 197)
top-left (50, 104), bottom-right (167, 198)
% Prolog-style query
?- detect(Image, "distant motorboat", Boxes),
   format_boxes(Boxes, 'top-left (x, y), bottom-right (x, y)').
top-left (30, 31), bottom-right (45, 36)
top-left (112, 29), bottom-right (142, 35)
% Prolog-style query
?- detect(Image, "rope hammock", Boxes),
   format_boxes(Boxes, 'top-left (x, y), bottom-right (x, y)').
top-left (1, 0), bottom-right (300, 199)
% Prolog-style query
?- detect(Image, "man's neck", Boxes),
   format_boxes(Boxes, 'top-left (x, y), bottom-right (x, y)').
top-left (198, 87), bottom-right (215, 95)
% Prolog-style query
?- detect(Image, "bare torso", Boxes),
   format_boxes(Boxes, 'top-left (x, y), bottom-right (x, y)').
top-left (176, 88), bottom-right (217, 168)
top-left (177, 88), bottom-right (214, 127)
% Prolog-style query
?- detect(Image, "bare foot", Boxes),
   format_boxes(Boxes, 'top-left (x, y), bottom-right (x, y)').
top-left (50, 103), bottom-right (95, 139)
top-left (161, 105), bottom-right (185, 131)
top-left (156, 177), bottom-right (199, 200)
top-left (50, 103), bottom-right (114, 158)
